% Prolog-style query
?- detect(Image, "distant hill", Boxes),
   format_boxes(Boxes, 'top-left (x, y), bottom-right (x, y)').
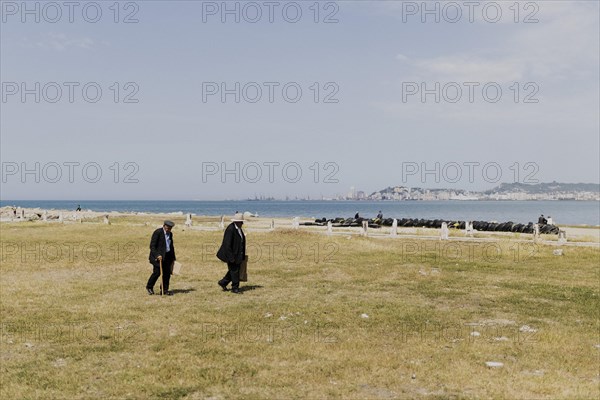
top-left (364, 182), bottom-right (599, 201)
top-left (485, 182), bottom-right (600, 194)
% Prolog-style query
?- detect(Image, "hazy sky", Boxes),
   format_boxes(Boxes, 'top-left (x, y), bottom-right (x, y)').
top-left (1, 0), bottom-right (599, 200)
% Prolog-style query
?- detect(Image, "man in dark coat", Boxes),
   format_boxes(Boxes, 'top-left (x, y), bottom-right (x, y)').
top-left (146, 220), bottom-right (176, 295)
top-left (216, 213), bottom-right (246, 294)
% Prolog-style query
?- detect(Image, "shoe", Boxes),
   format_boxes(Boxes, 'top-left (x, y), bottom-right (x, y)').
top-left (218, 281), bottom-right (229, 291)
top-left (231, 288), bottom-right (242, 294)
top-left (146, 288), bottom-right (154, 295)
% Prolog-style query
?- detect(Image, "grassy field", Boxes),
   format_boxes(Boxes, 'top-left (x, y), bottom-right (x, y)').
top-left (1, 217), bottom-right (599, 399)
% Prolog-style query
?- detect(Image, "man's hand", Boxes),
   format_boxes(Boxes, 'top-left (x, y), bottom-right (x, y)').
top-left (157, 255), bottom-right (163, 261)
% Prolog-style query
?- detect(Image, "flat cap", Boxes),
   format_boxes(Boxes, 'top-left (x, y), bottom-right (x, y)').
top-left (163, 220), bottom-right (175, 227)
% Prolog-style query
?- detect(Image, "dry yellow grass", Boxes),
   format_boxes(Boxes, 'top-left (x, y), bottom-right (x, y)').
top-left (0, 218), bottom-right (599, 399)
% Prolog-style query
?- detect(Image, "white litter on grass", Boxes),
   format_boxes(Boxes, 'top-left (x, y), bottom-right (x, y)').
top-left (519, 325), bottom-right (537, 333)
top-left (553, 249), bottom-right (563, 256)
top-left (25, 342), bottom-right (33, 348)
top-left (264, 313), bottom-right (273, 318)
top-left (52, 358), bottom-right (66, 367)
top-left (470, 331), bottom-right (481, 337)
top-left (524, 370), bottom-right (545, 376)
top-left (485, 361), bottom-right (504, 368)
top-left (361, 313), bottom-right (369, 319)
top-left (279, 315), bottom-right (287, 321)
top-left (494, 337), bottom-right (509, 342)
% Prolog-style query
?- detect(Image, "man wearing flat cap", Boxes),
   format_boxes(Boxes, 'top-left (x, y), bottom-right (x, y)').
top-left (216, 213), bottom-right (246, 294)
top-left (146, 220), bottom-right (176, 295)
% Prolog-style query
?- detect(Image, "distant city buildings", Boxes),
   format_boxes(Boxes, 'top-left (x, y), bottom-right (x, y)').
top-left (248, 183), bottom-right (599, 201)
top-left (335, 184), bottom-right (600, 201)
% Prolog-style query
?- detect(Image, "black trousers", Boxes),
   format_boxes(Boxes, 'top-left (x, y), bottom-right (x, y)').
top-left (220, 262), bottom-right (240, 289)
top-left (147, 253), bottom-right (174, 292)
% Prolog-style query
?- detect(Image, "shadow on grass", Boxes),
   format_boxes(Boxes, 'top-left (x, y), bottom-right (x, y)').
top-left (240, 285), bottom-right (263, 293)
top-left (170, 288), bottom-right (197, 295)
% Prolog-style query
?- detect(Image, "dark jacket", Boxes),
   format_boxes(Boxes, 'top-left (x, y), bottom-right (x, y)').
top-left (217, 223), bottom-right (246, 264)
top-left (148, 227), bottom-right (176, 267)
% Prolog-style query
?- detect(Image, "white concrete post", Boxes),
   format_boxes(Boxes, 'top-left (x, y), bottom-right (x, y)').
top-left (465, 221), bottom-right (473, 236)
top-left (327, 221), bottom-right (333, 235)
top-left (441, 222), bottom-right (449, 240)
top-left (558, 230), bottom-right (567, 244)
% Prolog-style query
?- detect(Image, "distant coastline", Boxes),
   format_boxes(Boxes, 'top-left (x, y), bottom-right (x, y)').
top-left (240, 182), bottom-right (600, 202)
top-left (245, 198), bottom-right (600, 202)
top-left (341, 182), bottom-right (600, 202)
top-left (2, 199), bottom-right (599, 226)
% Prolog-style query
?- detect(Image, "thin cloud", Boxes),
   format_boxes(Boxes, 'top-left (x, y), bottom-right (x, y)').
top-left (385, 1), bottom-right (599, 123)
top-left (409, 55), bottom-right (524, 83)
top-left (393, 2), bottom-right (599, 83)
top-left (35, 32), bottom-right (95, 51)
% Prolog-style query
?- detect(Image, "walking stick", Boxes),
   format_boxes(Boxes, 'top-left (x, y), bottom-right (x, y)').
top-left (159, 258), bottom-right (164, 296)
